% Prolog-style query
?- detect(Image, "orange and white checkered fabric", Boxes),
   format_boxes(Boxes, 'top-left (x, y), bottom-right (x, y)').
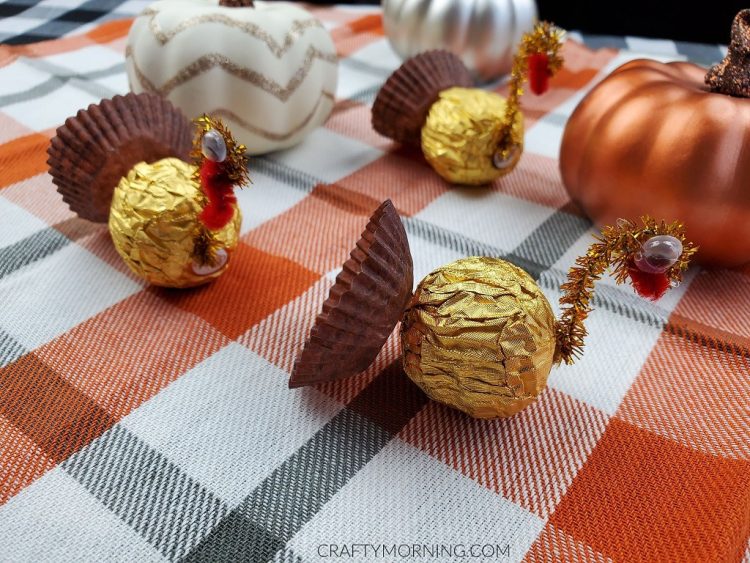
top-left (0, 7), bottom-right (748, 563)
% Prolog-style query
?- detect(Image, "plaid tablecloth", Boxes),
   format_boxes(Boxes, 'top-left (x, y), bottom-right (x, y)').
top-left (0, 3), bottom-right (748, 562)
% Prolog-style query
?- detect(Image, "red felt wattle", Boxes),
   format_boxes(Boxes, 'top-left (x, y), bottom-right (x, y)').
top-left (198, 159), bottom-right (237, 230)
top-left (528, 52), bottom-right (551, 95)
top-left (628, 263), bottom-right (671, 300)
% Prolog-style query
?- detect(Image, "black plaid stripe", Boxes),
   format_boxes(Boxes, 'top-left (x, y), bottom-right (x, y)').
top-left (62, 425), bottom-right (234, 561)
top-left (0, 329), bottom-right (25, 368)
top-left (0, 228), bottom-right (70, 280)
top-left (2, 0), bottom-right (134, 45)
top-left (0, 0), bottom-right (38, 19)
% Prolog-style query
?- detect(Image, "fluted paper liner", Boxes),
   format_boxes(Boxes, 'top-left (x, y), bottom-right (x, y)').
top-left (372, 50), bottom-right (473, 146)
top-left (290, 200), bottom-right (413, 388)
top-left (47, 92), bottom-right (193, 223)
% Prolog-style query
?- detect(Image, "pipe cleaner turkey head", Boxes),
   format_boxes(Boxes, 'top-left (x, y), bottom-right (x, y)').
top-left (47, 93), bottom-right (250, 288)
top-left (290, 202), bottom-right (697, 419)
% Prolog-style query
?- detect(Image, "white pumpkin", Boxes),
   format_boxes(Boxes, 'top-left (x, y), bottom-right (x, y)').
top-left (382, 0), bottom-right (537, 81)
top-left (126, 0), bottom-right (338, 154)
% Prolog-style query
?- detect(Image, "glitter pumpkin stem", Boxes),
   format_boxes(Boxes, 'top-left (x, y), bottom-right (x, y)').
top-left (554, 217), bottom-right (697, 365)
top-left (705, 9), bottom-right (750, 98)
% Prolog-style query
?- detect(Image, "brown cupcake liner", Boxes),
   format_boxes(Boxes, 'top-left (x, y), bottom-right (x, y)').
top-left (47, 92), bottom-right (193, 223)
top-left (289, 199), bottom-right (414, 388)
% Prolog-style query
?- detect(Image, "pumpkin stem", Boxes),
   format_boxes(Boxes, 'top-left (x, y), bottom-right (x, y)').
top-left (553, 218), bottom-right (696, 365)
top-left (494, 21), bottom-right (564, 167)
top-left (218, 0), bottom-right (254, 7)
top-left (706, 9), bottom-right (750, 97)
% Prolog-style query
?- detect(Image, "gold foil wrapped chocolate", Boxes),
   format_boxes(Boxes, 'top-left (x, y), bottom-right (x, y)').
top-left (109, 158), bottom-right (241, 287)
top-left (401, 257), bottom-right (556, 418)
top-left (421, 88), bottom-right (524, 185)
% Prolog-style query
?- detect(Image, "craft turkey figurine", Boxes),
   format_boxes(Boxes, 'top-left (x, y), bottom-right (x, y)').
top-left (560, 9), bottom-right (750, 267)
top-left (290, 201), bottom-right (696, 419)
top-left (47, 92), bottom-right (250, 288)
top-left (372, 21), bottom-right (564, 185)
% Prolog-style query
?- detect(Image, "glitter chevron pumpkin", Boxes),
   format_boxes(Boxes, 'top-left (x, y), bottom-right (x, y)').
top-left (126, 0), bottom-right (339, 154)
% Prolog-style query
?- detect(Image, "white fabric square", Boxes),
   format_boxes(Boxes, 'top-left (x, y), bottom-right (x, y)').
top-left (288, 439), bottom-right (545, 562)
top-left (93, 72), bottom-right (129, 95)
top-left (267, 127), bottom-right (383, 184)
top-left (116, 0), bottom-right (152, 14)
top-left (42, 44), bottom-right (124, 74)
top-left (348, 38), bottom-right (402, 74)
top-left (524, 120), bottom-right (563, 159)
top-left (0, 17), bottom-right (41, 36)
top-left (0, 196), bottom-right (48, 249)
top-left (626, 37), bottom-right (680, 57)
top-left (29, 0), bottom-right (89, 8)
top-left (3, 82), bottom-right (100, 132)
top-left (236, 168), bottom-right (308, 235)
top-left (123, 343), bottom-right (342, 506)
top-left (407, 230), bottom-right (467, 289)
top-left (0, 469), bottom-right (166, 562)
top-left (0, 60), bottom-right (50, 97)
top-left (335, 62), bottom-right (385, 100)
top-left (416, 189), bottom-right (556, 253)
top-left (545, 289), bottom-right (664, 415)
top-left (0, 243), bottom-right (141, 349)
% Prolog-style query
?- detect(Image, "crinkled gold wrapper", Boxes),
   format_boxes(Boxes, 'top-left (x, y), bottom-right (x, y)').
top-left (421, 87), bottom-right (524, 185)
top-left (108, 158), bottom-right (241, 288)
top-left (401, 257), bottom-right (556, 419)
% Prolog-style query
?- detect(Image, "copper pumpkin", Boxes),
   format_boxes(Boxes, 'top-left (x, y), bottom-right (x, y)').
top-left (560, 10), bottom-right (750, 267)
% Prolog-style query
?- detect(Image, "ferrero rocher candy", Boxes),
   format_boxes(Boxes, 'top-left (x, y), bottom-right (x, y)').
top-left (291, 202), bottom-right (697, 421)
top-left (421, 88), bottom-right (524, 185)
top-left (372, 22), bottom-right (564, 185)
top-left (109, 158), bottom-right (241, 288)
top-left (401, 257), bottom-right (556, 418)
top-left (47, 92), bottom-right (250, 288)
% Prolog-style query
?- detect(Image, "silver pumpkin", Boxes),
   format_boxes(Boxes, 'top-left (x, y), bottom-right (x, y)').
top-left (382, 0), bottom-right (538, 81)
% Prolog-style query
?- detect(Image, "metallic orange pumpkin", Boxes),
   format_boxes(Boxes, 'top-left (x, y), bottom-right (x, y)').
top-left (560, 58), bottom-right (750, 267)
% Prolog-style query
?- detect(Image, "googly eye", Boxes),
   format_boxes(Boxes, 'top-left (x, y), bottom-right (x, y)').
top-left (492, 145), bottom-right (521, 170)
top-left (191, 248), bottom-right (228, 276)
top-left (201, 129), bottom-right (227, 162)
top-left (634, 235), bottom-right (683, 274)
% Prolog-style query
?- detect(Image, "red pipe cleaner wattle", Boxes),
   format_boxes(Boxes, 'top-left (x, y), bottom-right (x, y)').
top-left (198, 159), bottom-right (237, 230)
top-left (528, 52), bottom-right (551, 95)
top-left (628, 261), bottom-right (671, 301)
